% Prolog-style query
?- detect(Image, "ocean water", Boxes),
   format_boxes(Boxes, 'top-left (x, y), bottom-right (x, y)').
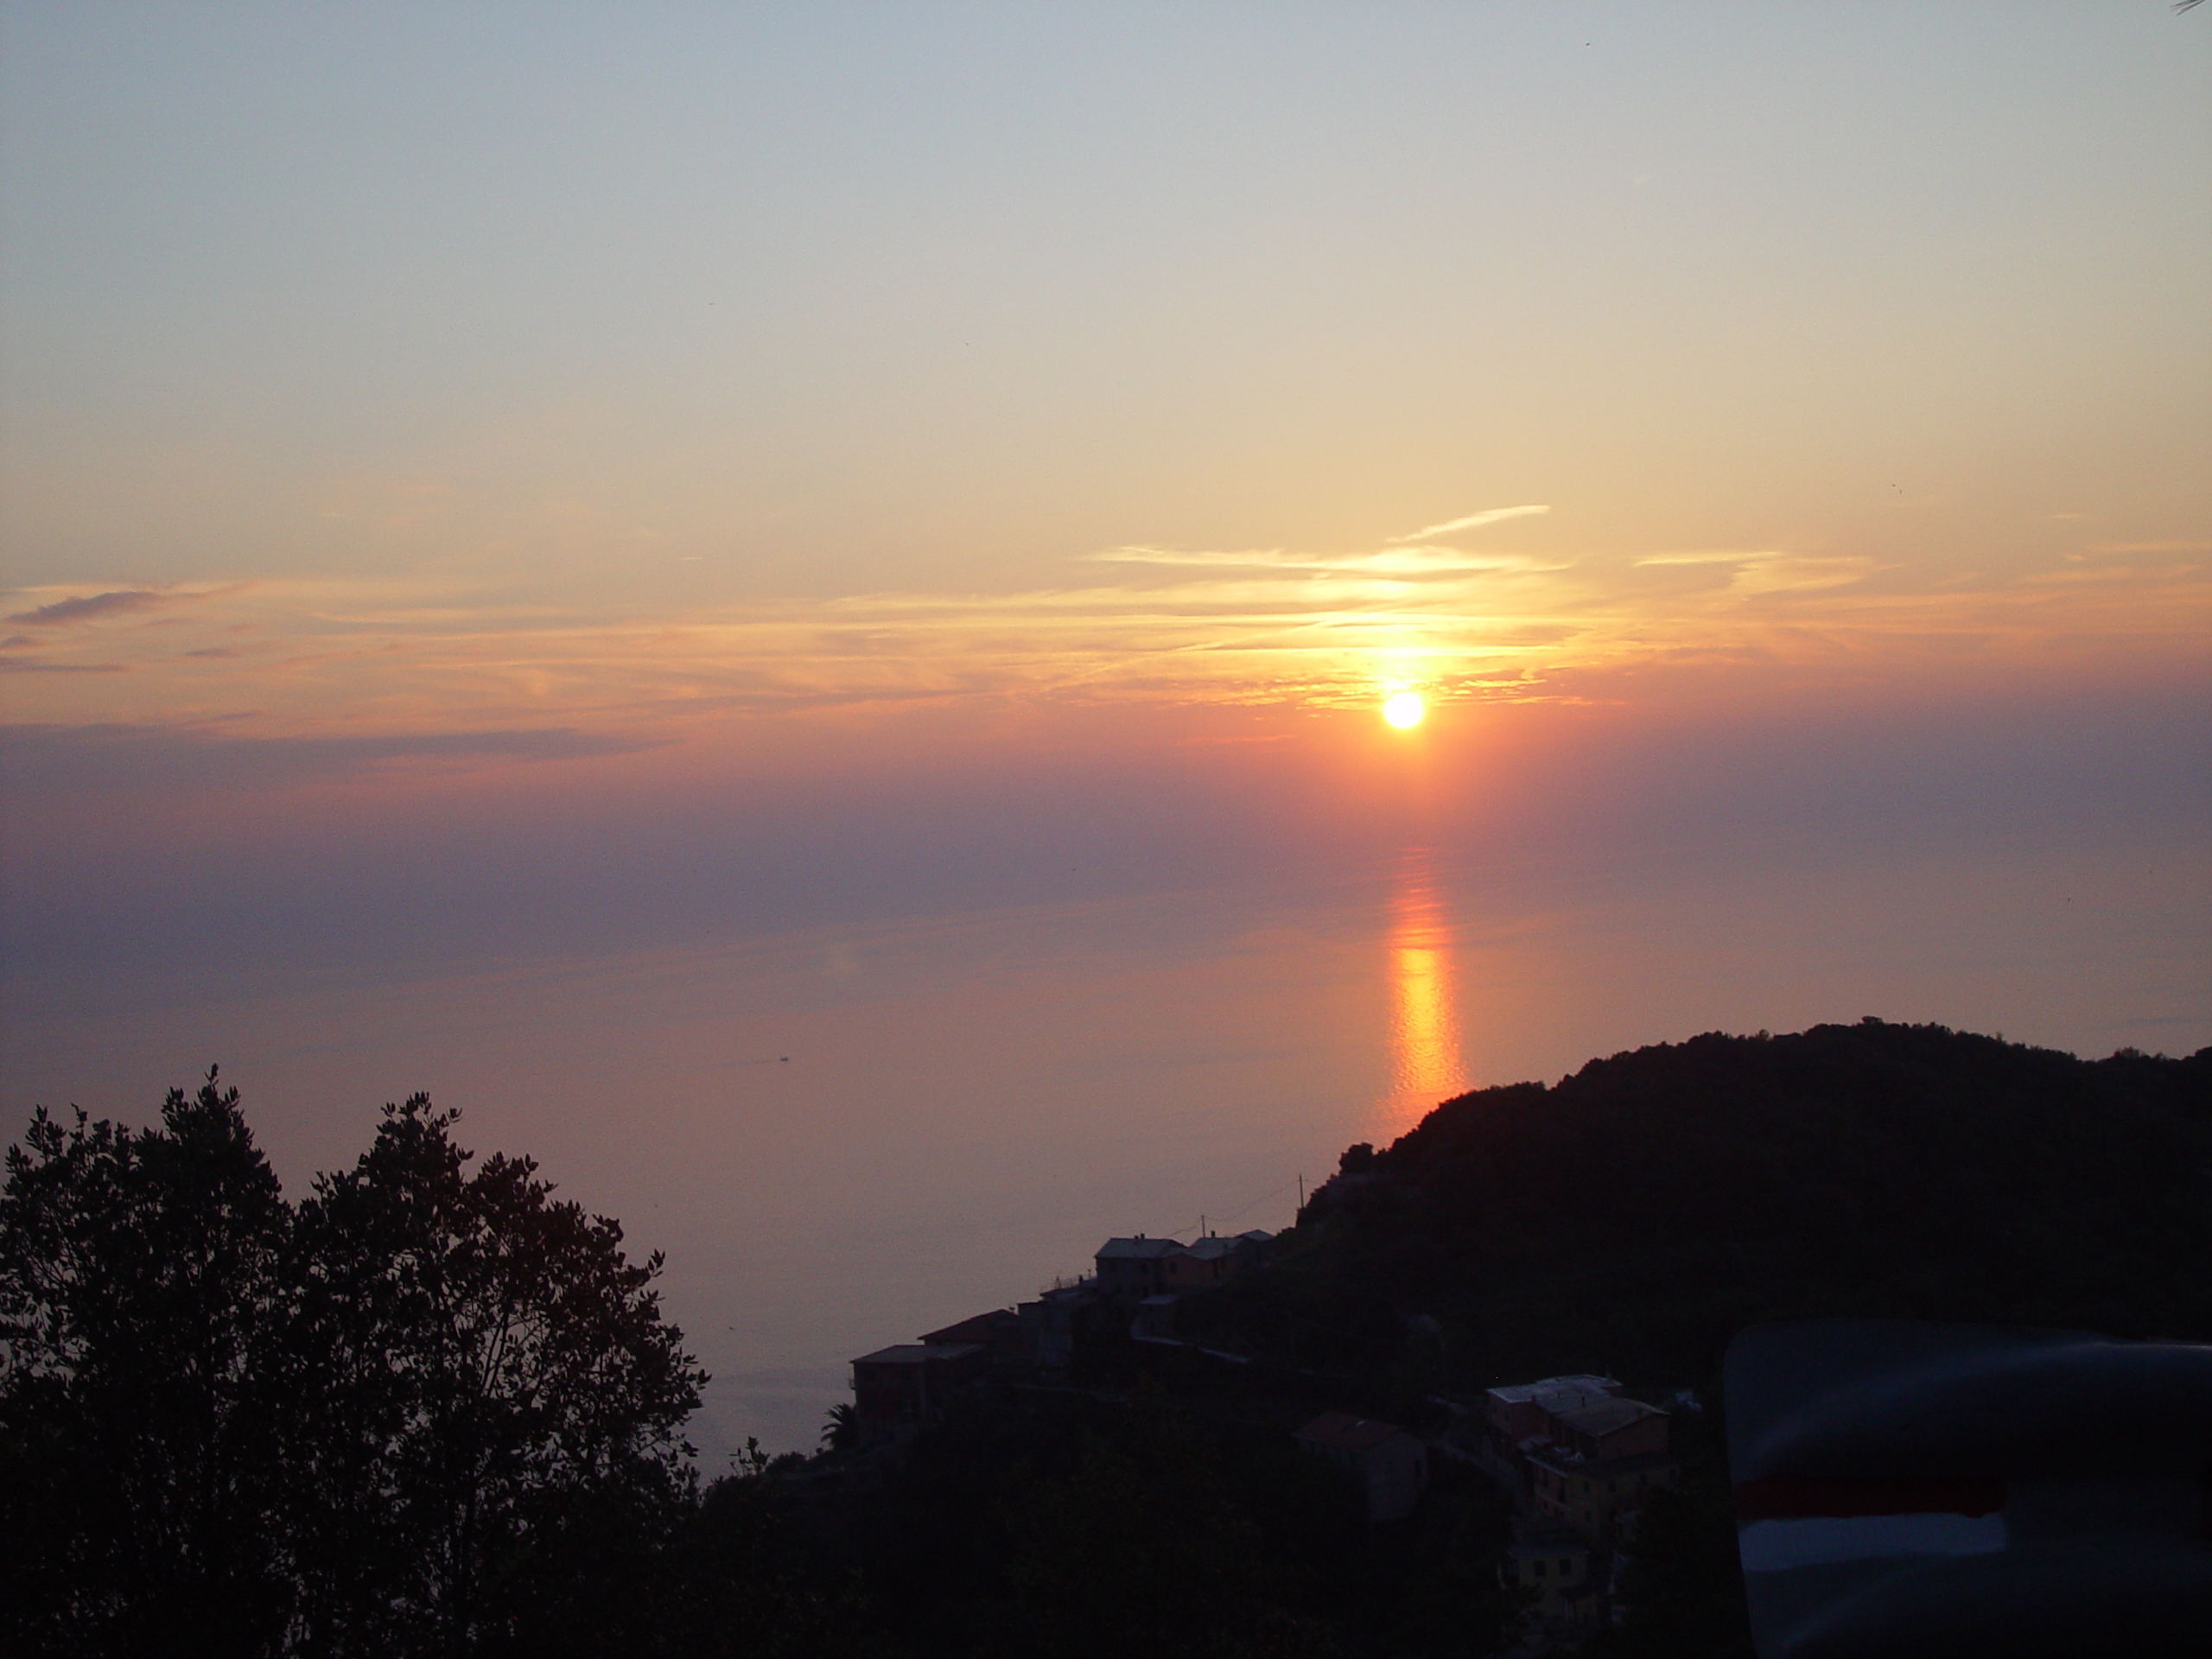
top-left (4, 828), bottom-right (2204, 1457)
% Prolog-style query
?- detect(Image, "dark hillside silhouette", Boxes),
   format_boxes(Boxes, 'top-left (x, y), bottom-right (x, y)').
top-left (1166, 1022), bottom-right (2209, 1656)
top-left (1181, 1021), bottom-right (2212, 1394)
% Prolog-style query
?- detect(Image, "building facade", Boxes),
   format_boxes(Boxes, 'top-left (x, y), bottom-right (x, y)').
top-left (1093, 1236), bottom-right (1185, 1303)
top-left (849, 1342), bottom-right (986, 1437)
top-left (1295, 1411), bottom-right (1431, 1523)
top-left (1502, 1522), bottom-right (1599, 1625)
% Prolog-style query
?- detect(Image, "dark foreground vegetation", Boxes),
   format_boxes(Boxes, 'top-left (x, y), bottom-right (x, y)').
top-left (0, 1077), bottom-right (727, 1657)
top-left (4, 1023), bottom-right (2206, 1657)
top-left (1192, 1018), bottom-right (2212, 1395)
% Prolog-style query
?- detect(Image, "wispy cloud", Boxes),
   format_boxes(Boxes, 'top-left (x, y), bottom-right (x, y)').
top-left (0, 721), bottom-right (661, 793)
top-left (1634, 550), bottom-right (1772, 567)
top-left (1725, 555), bottom-right (1884, 595)
top-left (1635, 550), bottom-right (1885, 594)
top-left (5, 534), bottom-right (2202, 741)
top-left (5, 589), bottom-right (169, 626)
top-left (1090, 545), bottom-right (1564, 576)
top-left (1085, 547), bottom-right (1292, 569)
top-left (1386, 505), bottom-right (1549, 543)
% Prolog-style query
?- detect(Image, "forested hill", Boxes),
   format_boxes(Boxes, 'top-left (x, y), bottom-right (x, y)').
top-left (1192, 1020), bottom-right (2212, 1394)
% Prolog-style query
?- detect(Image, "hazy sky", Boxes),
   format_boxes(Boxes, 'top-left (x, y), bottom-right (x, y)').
top-left (6, 2), bottom-right (2206, 726)
top-left (3, 1), bottom-right (2206, 1039)
top-left (5, 2), bottom-right (2207, 1453)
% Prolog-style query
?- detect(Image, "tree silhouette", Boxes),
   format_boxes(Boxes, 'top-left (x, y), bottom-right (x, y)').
top-left (2, 1077), bottom-right (706, 1658)
top-left (283, 1094), bottom-right (708, 1655)
top-left (0, 1070), bottom-right (292, 1654)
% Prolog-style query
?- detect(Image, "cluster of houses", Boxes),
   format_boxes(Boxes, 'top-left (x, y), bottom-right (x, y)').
top-left (849, 1230), bottom-right (1276, 1434)
top-left (1479, 1375), bottom-right (1681, 1632)
top-left (845, 1235), bottom-right (1678, 1649)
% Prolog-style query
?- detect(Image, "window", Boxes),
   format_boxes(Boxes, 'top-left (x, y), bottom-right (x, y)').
top-left (1533, 1560), bottom-right (1547, 1576)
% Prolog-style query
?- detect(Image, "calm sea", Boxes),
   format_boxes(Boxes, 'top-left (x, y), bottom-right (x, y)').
top-left (4, 830), bottom-right (2202, 1456)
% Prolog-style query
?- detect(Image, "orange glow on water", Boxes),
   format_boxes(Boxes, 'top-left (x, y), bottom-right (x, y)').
top-left (1373, 848), bottom-right (1466, 1138)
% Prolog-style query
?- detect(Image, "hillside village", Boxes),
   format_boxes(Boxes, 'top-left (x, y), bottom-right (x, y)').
top-left (841, 1226), bottom-right (1684, 1650)
top-left (798, 1026), bottom-right (2212, 1657)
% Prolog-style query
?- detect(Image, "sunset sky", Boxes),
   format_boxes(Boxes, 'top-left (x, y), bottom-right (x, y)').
top-left (4, 3), bottom-right (2207, 1451)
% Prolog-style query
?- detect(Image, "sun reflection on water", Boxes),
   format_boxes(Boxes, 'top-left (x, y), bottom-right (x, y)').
top-left (1373, 848), bottom-right (1467, 1139)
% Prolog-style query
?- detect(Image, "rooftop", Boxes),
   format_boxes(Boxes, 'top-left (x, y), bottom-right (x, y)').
top-left (850, 1343), bottom-right (983, 1367)
top-left (1486, 1375), bottom-right (1620, 1406)
top-left (1096, 1236), bottom-right (1186, 1261)
top-left (918, 1309), bottom-right (1020, 1346)
top-left (1553, 1398), bottom-right (1667, 1440)
top-left (1296, 1411), bottom-right (1414, 1454)
top-left (1176, 1236), bottom-right (1237, 1262)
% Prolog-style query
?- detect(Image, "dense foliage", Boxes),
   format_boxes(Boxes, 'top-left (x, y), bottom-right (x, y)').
top-left (1, 1071), bottom-right (293, 1653)
top-left (0, 1073), bottom-right (711, 1658)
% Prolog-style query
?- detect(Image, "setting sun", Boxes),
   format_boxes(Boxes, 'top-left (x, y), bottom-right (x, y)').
top-left (1382, 691), bottom-right (1425, 729)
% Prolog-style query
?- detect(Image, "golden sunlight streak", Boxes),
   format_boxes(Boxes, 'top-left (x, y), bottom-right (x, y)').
top-left (1382, 691), bottom-right (1425, 729)
top-left (1372, 849), bottom-right (1465, 1139)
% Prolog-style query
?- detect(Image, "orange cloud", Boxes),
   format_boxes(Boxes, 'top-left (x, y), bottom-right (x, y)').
top-left (3, 538), bottom-right (2202, 741)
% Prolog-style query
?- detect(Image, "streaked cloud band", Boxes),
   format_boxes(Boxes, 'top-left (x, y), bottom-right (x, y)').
top-left (3, 535), bottom-right (2201, 743)
top-left (1386, 505), bottom-right (1551, 543)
